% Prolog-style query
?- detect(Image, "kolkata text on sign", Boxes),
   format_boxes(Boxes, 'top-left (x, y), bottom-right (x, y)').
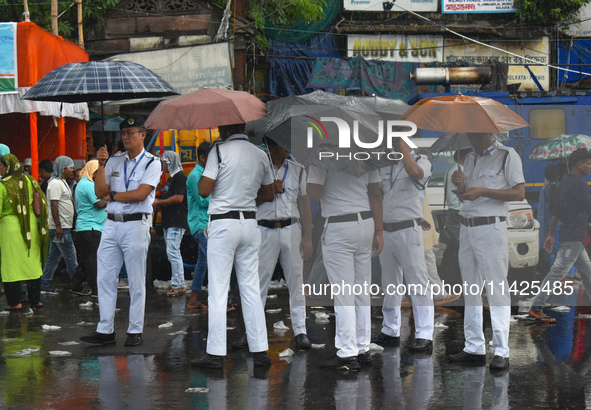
top-left (443, 38), bottom-right (549, 91)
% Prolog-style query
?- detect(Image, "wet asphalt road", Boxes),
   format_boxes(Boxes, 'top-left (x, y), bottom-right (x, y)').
top-left (0, 278), bottom-right (591, 409)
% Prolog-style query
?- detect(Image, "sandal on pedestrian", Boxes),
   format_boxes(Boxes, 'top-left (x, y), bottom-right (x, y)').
top-left (166, 288), bottom-right (186, 297)
top-left (31, 302), bottom-right (44, 309)
top-left (528, 308), bottom-right (556, 323)
top-left (4, 304), bottom-right (23, 312)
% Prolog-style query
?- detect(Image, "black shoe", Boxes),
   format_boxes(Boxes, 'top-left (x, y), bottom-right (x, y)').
top-left (80, 332), bottom-right (116, 345)
top-left (295, 333), bottom-right (312, 350)
top-left (124, 333), bottom-right (142, 347)
top-left (320, 355), bottom-right (361, 371)
top-left (448, 350), bottom-right (486, 364)
top-left (489, 355), bottom-right (509, 370)
top-left (357, 351), bottom-right (373, 365)
top-left (409, 338), bottom-right (432, 351)
top-left (231, 333), bottom-right (248, 349)
top-left (371, 332), bottom-right (400, 346)
top-left (253, 352), bottom-right (272, 367)
top-left (193, 353), bottom-right (224, 369)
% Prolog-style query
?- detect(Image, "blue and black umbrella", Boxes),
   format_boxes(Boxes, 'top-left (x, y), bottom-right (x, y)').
top-left (22, 61), bottom-right (179, 145)
top-left (21, 61), bottom-right (178, 103)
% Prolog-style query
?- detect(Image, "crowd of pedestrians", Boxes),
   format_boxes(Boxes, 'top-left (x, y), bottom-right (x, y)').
top-left (2, 118), bottom-right (591, 375)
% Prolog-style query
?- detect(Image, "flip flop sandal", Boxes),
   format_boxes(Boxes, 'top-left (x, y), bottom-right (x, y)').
top-left (31, 302), bottom-right (44, 309)
top-left (4, 305), bottom-right (23, 312)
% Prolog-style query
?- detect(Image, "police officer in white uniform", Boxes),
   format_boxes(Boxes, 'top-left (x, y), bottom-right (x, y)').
top-left (81, 116), bottom-right (161, 347)
top-left (232, 138), bottom-right (313, 350)
top-left (448, 133), bottom-right (524, 370)
top-left (307, 167), bottom-right (383, 371)
top-left (256, 138), bottom-right (313, 349)
top-left (372, 139), bottom-right (434, 351)
top-left (195, 123), bottom-right (275, 369)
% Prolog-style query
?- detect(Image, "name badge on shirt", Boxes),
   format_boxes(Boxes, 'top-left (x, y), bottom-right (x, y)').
top-left (123, 202), bottom-right (131, 210)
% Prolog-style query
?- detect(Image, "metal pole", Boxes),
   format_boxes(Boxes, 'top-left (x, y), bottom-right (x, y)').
top-left (77, 0), bottom-right (84, 49)
top-left (51, 0), bottom-right (58, 35)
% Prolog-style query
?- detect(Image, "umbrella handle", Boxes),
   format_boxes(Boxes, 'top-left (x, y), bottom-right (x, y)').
top-left (263, 136), bottom-right (278, 180)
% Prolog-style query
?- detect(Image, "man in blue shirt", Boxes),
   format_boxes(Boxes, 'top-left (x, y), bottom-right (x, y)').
top-left (186, 142), bottom-right (212, 309)
top-left (529, 148), bottom-right (591, 322)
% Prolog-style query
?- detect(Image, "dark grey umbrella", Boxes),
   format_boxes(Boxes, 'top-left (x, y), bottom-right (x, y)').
top-left (252, 102), bottom-right (404, 177)
top-left (21, 61), bottom-right (179, 103)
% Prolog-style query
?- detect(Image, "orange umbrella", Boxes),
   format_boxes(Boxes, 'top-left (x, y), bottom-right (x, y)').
top-left (400, 94), bottom-right (528, 134)
top-left (145, 88), bottom-right (266, 130)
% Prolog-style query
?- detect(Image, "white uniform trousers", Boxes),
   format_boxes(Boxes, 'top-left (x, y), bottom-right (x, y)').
top-left (459, 221), bottom-right (511, 358)
top-left (379, 225), bottom-right (434, 340)
top-left (322, 217), bottom-right (373, 358)
top-left (258, 224), bottom-right (307, 335)
top-left (96, 218), bottom-right (150, 334)
top-left (206, 217), bottom-right (268, 356)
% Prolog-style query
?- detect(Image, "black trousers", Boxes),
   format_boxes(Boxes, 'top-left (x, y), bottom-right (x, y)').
top-left (4, 278), bottom-right (40, 307)
top-left (71, 230), bottom-right (102, 292)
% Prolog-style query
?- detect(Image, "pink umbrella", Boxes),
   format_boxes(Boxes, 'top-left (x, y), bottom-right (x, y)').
top-left (145, 88), bottom-right (266, 130)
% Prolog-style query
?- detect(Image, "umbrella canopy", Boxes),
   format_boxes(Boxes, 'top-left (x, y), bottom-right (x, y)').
top-left (400, 94), bottom-right (529, 134)
top-left (529, 134), bottom-right (591, 160)
top-left (145, 88), bottom-right (267, 130)
top-left (247, 91), bottom-right (408, 148)
top-left (430, 132), bottom-right (509, 153)
top-left (260, 90), bottom-right (407, 133)
top-left (253, 102), bottom-right (404, 176)
top-left (21, 61), bottom-right (179, 103)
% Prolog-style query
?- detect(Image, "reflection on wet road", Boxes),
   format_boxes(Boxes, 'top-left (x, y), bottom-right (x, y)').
top-left (0, 285), bottom-right (590, 408)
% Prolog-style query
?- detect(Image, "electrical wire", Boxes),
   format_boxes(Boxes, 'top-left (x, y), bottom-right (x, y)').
top-left (383, 0), bottom-right (591, 78)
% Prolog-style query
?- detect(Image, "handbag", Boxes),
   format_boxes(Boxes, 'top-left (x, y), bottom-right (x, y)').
top-left (439, 209), bottom-right (460, 245)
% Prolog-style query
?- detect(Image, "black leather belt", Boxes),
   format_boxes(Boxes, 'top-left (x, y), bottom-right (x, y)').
top-left (383, 218), bottom-right (422, 232)
top-left (258, 218), bottom-right (296, 229)
top-left (327, 211), bottom-right (373, 224)
top-left (460, 216), bottom-right (506, 227)
top-left (210, 211), bottom-right (256, 221)
top-left (107, 213), bottom-right (147, 222)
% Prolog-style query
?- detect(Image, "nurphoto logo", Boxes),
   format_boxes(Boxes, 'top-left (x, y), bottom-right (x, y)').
top-left (305, 117), bottom-right (418, 161)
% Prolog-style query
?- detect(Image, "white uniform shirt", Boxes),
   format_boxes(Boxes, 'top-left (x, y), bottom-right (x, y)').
top-left (47, 178), bottom-right (75, 229)
top-left (307, 167), bottom-right (380, 218)
top-left (257, 159), bottom-right (307, 221)
top-left (460, 142), bottom-right (524, 218)
top-left (380, 154), bottom-right (431, 223)
top-left (203, 134), bottom-right (273, 214)
top-left (105, 148), bottom-right (161, 215)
